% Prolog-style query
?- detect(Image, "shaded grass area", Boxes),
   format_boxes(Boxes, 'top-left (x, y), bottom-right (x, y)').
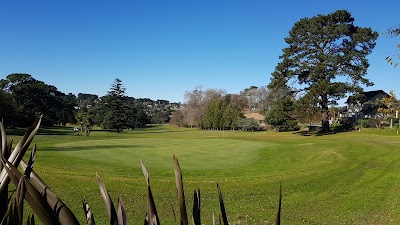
top-left (9, 125), bottom-right (400, 224)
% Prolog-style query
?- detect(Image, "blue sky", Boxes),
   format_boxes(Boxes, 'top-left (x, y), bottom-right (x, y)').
top-left (1, 1), bottom-right (399, 104)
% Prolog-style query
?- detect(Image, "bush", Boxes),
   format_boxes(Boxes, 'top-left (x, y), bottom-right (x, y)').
top-left (276, 120), bottom-right (300, 132)
top-left (236, 118), bottom-right (259, 131)
top-left (332, 118), bottom-right (356, 132)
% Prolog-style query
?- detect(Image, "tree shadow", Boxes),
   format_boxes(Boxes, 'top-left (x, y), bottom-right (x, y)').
top-left (294, 129), bottom-right (353, 136)
top-left (47, 144), bottom-right (143, 152)
top-left (6, 126), bottom-right (74, 136)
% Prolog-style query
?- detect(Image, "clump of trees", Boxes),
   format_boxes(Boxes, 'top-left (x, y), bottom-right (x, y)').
top-left (0, 73), bottom-right (76, 127)
top-left (0, 74), bottom-right (178, 131)
top-left (89, 78), bottom-right (149, 132)
top-left (170, 86), bottom-right (273, 131)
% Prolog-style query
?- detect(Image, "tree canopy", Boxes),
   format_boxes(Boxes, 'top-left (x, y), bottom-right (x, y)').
top-left (386, 25), bottom-right (400, 68)
top-left (268, 10), bottom-right (378, 132)
top-left (0, 73), bottom-right (76, 126)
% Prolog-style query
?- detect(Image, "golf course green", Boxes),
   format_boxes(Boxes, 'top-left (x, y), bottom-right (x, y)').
top-left (10, 125), bottom-right (400, 224)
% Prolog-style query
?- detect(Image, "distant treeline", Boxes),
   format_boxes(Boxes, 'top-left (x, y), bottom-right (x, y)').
top-left (0, 74), bottom-right (180, 128)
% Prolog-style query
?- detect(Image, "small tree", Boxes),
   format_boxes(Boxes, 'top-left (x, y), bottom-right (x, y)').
top-left (378, 90), bottom-right (399, 128)
top-left (265, 91), bottom-right (299, 132)
top-left (75, 109), bottom-right (92, 136)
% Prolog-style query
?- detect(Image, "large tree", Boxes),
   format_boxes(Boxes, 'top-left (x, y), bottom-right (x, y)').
top-left (268, 10), bottom-right (378, 132)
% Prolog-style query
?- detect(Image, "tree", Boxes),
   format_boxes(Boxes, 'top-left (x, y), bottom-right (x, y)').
top-left (170, 110), bottom-right (185, 127)
top-left (385, 25), bottom-right (400, 68)
top-left (295, 93), bottom-right (320, 125)
top-left (101, 78), bottom-right (128, 132)
top-left (268, 10), bottom-right (378, 132)
top-left (184, 86), bottom-right (205, 128)
top-left (75, 109), bottom-right (92, 136)
top-left (240, 86), bottom-right (271, 114)
top-left (378, 90), bottom-right (399, 128)
top-left (77, 93), bottom-right (98, 108)
top-left (222, 94), bottom-right (245, 129)
top-left (0, 89), bottom-right (15, 125)
top-left (93, 78), bottom-right (148, 132)
top-left (265, 90), bottom-right (299, 132)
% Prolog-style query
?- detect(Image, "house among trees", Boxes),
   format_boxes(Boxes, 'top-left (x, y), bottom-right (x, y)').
top-left (244, 112), bottom-right (267, 130)
top-left (341, 90), bottom-right (389, 120)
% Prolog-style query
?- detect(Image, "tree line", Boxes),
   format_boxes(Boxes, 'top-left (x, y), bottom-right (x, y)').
top-left (0, 74), bottom-right (177, 132)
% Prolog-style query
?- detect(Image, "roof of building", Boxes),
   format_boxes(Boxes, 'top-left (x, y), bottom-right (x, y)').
top-left (244, 112), bottom-right (265, 121)
top-left (346, 90), bottom-right (388, 103)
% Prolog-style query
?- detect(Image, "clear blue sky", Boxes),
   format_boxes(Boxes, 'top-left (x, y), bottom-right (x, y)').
top-left (1, 0), bottom-right (399, 104)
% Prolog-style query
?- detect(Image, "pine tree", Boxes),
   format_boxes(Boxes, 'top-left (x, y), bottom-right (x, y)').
top-left (102, 78), bottom-right (128, 132)
top-left (268, 10), bottom-right (378, 132)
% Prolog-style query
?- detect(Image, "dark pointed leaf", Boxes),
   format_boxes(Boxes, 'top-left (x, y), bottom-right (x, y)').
top-left (27, 213), bottom-right (35, 225)
top-left (275, 179), bottom-right (282, 225)
top-left (192, 188), bottom-right (201, 225)
top-left (24, 145), bottom-right (37, 178)
top-left (16, 176), bottom-right (26, 225)
top-left (0, 116), bottom-right (42, 194)
top-left (96, 174), bottom-right (118, 225)
top-left (0, 121), bottom-right (6, 158)
top-left (217, 182), bottom-right (229, 225)
top-left (143, 213), bottom-right (148, 225)
top-left (141, 161), bottom-right (160, 225)
top-left (117, 197), bottom-right (127, 225)
top-left (173, 154), bottom-right (188, 225)
top-left (82, 198), bottom-right (95, 225)
top-left (20, 160), bottom-right (80, 225)
top-left (170, 204), bottom-right (176, 223)
top-left (2, 159), bottom-right (59, 225)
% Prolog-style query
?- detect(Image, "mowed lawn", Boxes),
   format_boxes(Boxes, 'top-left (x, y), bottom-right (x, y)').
top-left (8, 125), bottom-right (400, 224)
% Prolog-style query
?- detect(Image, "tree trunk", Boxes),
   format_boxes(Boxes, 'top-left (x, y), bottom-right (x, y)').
top-left (321, 95), bottom-right (330, 132)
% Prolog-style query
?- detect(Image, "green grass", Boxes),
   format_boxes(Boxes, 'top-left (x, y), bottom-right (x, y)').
top-left (8, 125), bottom-right (400, 224)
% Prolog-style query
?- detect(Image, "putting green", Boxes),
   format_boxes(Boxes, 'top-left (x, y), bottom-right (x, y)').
top-left (54, 138), bottom-right (271, 170)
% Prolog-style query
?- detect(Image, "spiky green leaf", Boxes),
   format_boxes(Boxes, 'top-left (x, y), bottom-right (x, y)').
top-left (217, 182), bottom-right (229, 225)
top-left (20, 160), bottom-right (80, 225)
top-left (82, 198), bottom-right (95, 225)
top-left (2, 159), bottom-right (59, 225)
top-left (141, 161), bottom-right (160, 225)
top-left (0, 116), bottom-right (42, 194)
top-left (192, 188), bottom-right (201, 225)
top-left (96, 174), bottom-right (117, 225)
top-left (24, 145), bottom-right (36, 178)
top-left (275, 179), bottom-right (282, 225)
top-left (117, 197), bottom-right (127, 225)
